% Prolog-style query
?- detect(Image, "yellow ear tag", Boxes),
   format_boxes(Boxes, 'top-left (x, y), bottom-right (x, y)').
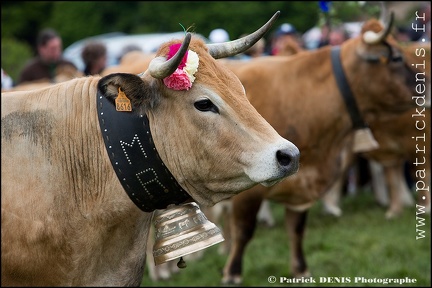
top-left (379, 56), bottom-right (388, 64)
top-left (115, 87), bottom-right (132, 112)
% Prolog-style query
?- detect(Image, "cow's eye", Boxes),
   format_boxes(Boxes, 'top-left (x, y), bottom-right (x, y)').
top-left (194, 99), bottom-right (219, 114)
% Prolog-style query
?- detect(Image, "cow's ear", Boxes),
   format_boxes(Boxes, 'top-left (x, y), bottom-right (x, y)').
top-left (97, 73), bottom-right (155, 109)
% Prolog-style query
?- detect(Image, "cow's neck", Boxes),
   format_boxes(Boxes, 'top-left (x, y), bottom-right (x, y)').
top-left (331, 46), bottom-right (369, 131)
top-left (96, 91), bottom-right (190, 212)
top-left (286, 48), bottom-right (354, 155)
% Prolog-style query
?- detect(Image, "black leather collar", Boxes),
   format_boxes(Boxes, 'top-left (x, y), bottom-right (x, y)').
top-left (96, 91), bottom-right (190, 212)
top-left (331, 46), bottom-right (368, 130)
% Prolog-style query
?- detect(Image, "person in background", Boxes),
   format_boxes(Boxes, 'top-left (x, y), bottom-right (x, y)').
top-left (209, 28), bottom-right (238, 60)
top-left (269, 23), bottom-right (303, 56)
top-left (243, 37), bottom-right (267, 58)
top-left (318, 24), bottom-right (349, 47)
top-left (17, 28), bottom-right (77, 84)
top-left (117, 44), bottom-right (143, 64)
top-left (81, 41), bottom-right (107, 76)
top-left (208, 28), bottom-right (230, 43)
top-left (1, 68), bottom-right (14, 90)
top-left (234, 36), bottom-right (267, 60)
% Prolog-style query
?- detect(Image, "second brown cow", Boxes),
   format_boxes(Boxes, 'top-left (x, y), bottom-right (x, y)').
top-left (219, 14), bottom-right (422, 284)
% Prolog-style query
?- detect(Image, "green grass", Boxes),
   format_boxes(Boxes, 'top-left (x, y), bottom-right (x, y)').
top-left (141, 189), bottom-right (431, 287)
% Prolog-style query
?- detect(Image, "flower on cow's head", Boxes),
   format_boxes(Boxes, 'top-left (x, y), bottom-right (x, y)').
top-left (163, 43), bottom-right (199, 91)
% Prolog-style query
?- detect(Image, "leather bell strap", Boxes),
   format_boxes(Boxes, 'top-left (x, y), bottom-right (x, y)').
top-left (96, 90), bottom-right (190, 212)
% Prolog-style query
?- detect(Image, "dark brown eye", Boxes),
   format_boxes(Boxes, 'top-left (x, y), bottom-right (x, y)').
top-left (194, 99), bottom-right (219, 114)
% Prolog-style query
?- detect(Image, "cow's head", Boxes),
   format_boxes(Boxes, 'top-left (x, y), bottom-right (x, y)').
top-left (98, 12), bottom-right (300, 207)
top-left (343, 12), bottom-right (420, 117)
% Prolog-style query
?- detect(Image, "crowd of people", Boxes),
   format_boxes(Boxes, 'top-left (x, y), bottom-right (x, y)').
top-left (2, 28), bottom-right (108, 90)
top-left (2, 2), bottom-right (430, 91)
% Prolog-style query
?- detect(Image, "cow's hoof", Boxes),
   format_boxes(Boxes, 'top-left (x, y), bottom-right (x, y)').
top-left (221, 275), bottom-right (242, 286)
top-left (323, 205), bottom-right (342, 217)
top-left (385, 209), bottom-right (401, 220)
top-left (293, 270), bottom-right (312, 278)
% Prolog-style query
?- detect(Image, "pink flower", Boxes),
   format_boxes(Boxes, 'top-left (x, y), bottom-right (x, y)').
top-left (163, 69), bottom-right (192, 90)
top-left (163, 43), bottom-right (199, 90)
top-left (167, 43), bottom-right (188, 69)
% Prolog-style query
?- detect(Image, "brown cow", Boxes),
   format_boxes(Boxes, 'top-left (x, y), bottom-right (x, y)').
top-left (322, 41), bottom-right (430, 219)
top-left (1, 12), bottom-right (301, 286)
top-left (219, 13), bottom-right (420, 284)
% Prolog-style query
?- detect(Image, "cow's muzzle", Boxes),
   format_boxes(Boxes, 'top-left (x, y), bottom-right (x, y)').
top-left (261, 146), bottom-right (300, 187)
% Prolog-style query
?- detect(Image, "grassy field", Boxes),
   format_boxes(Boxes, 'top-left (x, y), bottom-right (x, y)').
top-left (141, 189), bottom-right (431, 287)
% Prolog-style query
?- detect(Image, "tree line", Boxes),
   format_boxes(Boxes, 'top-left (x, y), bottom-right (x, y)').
top-left (1, 1), bottom-right (382, 82)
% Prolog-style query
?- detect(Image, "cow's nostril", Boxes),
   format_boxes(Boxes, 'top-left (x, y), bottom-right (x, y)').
top-left (276, 148), bottom-right (300, 174)
top-left (276, 149), bottom-right (292, 167)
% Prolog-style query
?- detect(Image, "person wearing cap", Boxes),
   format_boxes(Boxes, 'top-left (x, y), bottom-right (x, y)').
top-left (209, 28), bottom-right (239, 59)
top-left (208, 28), bottom-right (230, 43)
top-left (270, 23), bottom-right (304, 56)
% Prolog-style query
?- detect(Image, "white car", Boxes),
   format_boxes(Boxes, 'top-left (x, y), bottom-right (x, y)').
top-left (63, 32), bottom-right (208, 72)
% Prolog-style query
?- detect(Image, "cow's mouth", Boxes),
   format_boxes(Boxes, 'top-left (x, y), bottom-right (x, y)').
top-left (260, 178), bottom-right (284, 187)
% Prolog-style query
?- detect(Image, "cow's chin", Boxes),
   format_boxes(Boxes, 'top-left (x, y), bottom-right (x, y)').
top-left (260, 178), bottom-right (284, 187)
top-left (191, 191), bottom-right (238, 208)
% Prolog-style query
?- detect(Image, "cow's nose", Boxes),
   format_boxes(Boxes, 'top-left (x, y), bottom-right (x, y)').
top-left (276, 147), bottom-right (300, 174)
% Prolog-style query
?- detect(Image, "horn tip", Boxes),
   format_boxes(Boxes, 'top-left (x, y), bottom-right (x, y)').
top-left (183, 32), bottom-right (192, 45)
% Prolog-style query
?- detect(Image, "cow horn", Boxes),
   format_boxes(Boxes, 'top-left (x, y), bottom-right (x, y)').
top-left (149, 32), bottom-right (192, 79)
top-left (207, 11), bottom-right (280, 59)
top-left (363, 11), bottom-right (394, 45)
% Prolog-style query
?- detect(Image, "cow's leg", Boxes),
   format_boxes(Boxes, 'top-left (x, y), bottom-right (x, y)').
top-left (384, 162), bottom-right (412, 219)
top-left (220, 201), bottom-right (233, 254)
top-left (321, 154), bottom-right (358, 217)
top-left (369, 159), bottom-right (389, 207)
top-left (146, 225), bottom-right (174, 281)
top-left (257, 199), bottom-right (275, 227)
top-left (400, 170), bottom-right (415, 208)
top-left (202, 200), bottom-right (232, 255)
top-left (284, 208), bottom-right (311, 278)
top-left (221, 189), bottom-right (264, 285)
top-left (321, 175), bottom-right (343, 217)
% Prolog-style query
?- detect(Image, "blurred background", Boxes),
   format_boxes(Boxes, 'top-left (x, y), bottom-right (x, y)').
top-left (1, 1), bottom-right (429, 83)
